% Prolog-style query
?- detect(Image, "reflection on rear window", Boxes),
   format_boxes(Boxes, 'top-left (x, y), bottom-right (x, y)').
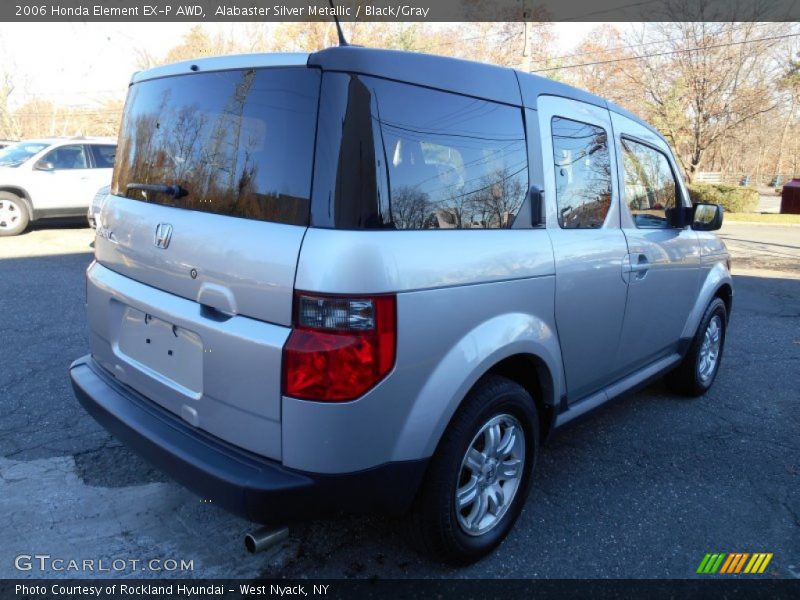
top-left (112, 67), bottom-right (320, 226)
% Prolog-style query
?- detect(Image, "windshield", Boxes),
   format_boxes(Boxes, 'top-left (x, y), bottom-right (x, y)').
top-left (0, 142), bottom-right (48, 167)
top-left (112, 67), bottom-right (320, 226)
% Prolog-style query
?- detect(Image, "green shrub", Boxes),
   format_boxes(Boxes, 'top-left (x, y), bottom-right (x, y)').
top-left (686, 183), bottom-right (759, 213)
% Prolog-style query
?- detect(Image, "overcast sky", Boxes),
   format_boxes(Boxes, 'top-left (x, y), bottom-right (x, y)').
top-left (0, 22), bottom-right (603, 109)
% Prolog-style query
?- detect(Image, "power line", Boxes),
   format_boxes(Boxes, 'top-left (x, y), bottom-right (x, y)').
top-left (559, 0), bottom-right (662, 22)
top-left (413, 28), bottom-right (520, 52)
top-left (13, 110), bottom-right (121, 118)
top-left (527, 22), bottom-right (781, 67)
top-left (529, 32), bottom-right (800, 73)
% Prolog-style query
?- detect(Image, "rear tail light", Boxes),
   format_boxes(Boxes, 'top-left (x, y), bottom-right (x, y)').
top-left (283, 293), bottom-right (396, 401)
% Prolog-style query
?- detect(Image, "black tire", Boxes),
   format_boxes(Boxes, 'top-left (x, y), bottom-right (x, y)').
top-left (667, 297), bottom-right (727, 397)
top-left (0, 192), bottom-right (30, 237)
top-left (410, 375), bottom-right (539, 565)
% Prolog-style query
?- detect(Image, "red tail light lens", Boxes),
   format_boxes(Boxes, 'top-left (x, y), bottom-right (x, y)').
top-left (283, 293), bottom-right (396, 401)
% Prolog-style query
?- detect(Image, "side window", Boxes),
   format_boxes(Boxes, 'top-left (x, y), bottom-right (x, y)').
top-left (89, 144), bottom-right (116, 169)
top-left (43, 144), bottom-right (89, 170)
top-left (377, 81), bottom-right (528, 229)
top-left (551, 117), bottom-right (612, 229)
top-left (621, 139), bottom-right (678, 228)
top-left (313, 75), bottom-right (530, 230)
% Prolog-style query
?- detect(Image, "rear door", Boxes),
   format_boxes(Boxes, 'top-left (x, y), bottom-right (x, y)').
top-left (28, 144), bottom-right (92, 211)
top-left (97, 66), bottom-right (321, 327)
top-left (538, 96), bottom-right (629, 403)
top-left (89, 64), bottom-right (320, 458)
top-left (610, 113), bottom-right (701, 373)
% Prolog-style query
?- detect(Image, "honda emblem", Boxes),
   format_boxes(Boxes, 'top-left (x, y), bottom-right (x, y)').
top-left (154, 223), bottom-right (173, 249)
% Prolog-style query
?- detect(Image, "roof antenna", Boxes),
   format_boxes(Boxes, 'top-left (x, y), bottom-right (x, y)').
top-left (328, 0), bottom-right (349, 46)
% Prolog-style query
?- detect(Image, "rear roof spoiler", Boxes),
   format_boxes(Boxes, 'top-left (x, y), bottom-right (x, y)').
top-left (129, 53), bottom-right (310, 85)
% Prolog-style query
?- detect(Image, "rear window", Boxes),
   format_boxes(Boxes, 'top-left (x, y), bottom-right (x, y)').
top-left (112, 67), bottom-right (320, 226)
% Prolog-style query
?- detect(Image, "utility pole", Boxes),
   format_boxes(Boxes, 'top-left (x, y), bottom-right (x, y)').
top-left (522, 1), bottom-right (532, 73)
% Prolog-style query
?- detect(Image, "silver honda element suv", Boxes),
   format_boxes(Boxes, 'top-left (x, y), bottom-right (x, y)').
top-left (71, 47), bottom-right (731, 564)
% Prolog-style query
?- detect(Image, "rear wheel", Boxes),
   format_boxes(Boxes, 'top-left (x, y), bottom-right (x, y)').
top-left (411, 376), bottom-right (538, 564)
top-left (0, 192), bottom-right (30, 237)
top-left (667, 297), bottom-right (727, 396)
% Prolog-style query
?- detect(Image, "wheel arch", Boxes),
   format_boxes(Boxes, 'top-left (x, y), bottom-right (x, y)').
top-left (714, 282), bottom-right (733, 319)
top-left (484, 353), bottom-right (557, 445)
top-left (393, 312), bottom-right (564, 464)
top-left (680, 262), bottom-right (733, 340)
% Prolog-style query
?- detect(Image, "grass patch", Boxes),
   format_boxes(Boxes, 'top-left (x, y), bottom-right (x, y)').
top-left (724, 212), bottom-right (800, 224)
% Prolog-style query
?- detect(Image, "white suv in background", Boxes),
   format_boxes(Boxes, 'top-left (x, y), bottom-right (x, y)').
top-left (0, 137), bottom-right (116, 236)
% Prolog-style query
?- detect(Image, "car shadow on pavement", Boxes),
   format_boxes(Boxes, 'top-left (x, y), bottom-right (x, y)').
top-left (27, 218), bottom-right (90, 233)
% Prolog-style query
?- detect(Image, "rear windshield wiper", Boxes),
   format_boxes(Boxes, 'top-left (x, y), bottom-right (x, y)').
top-left (126, 182), bottom-right (188, 199)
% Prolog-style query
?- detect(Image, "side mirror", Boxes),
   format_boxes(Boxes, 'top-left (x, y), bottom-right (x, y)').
top-left (35, 161), bottom-right (55, 172)
top-left (692, 203), bottom-right (723, 231)
top-left (529, 185), bottom-right (544, 226)
top-left (665, 205), bottom-right (693, 227)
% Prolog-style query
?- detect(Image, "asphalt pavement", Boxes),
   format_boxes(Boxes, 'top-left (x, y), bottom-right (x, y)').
top-left (0, 221), bottom-right (797, 579)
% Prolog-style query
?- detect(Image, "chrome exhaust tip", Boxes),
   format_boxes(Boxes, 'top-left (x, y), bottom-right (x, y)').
top-left (244, 526), bottom-right (289, 554)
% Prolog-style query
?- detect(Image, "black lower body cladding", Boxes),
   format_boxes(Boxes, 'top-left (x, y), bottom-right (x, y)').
top-left (69, 355), bottom-right (428, 523)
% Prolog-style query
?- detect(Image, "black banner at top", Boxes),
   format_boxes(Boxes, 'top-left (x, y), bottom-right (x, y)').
top-left (4, 0), bottom-right (800, 22)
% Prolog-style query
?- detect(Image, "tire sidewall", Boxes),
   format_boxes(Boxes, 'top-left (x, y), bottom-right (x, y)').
top-left (439, 383), bottom-right (539, 560)
top-left (693, 300), bottom-right (727, 392)
top-left (0, 193), bottom-right (30, 236)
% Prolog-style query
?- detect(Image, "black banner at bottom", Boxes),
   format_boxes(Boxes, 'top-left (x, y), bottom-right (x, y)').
top-left (3, 579), bottom-right (800, 600)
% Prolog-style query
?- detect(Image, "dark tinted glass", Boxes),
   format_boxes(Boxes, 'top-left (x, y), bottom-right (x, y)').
top-left (113, 68), bottom-right (320, 226)
top-left (312, 74), bottom-right (528, 230)
top-left (551, 117), bottom-right (612, 229)
top-left (44, 144), bottom-right (89, 170)
top-left (621, 139), bottom-right (678, 228)
top-left (90, 144), bottom-right (116, 168)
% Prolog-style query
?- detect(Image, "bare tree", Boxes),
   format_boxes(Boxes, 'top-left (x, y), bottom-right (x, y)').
top-left (626, 21), bottom-right (788, 181)
top-left (774, 49), bottom-right (800, 177)
top-left (0, 71), bottom-right (17, 139)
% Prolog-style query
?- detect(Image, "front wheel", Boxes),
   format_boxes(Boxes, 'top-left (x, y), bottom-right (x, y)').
top-left (667, 297), bottom-right (727, 396)
top-left (0, 192), bottom-right (30, 237)
top-left (411, 376), bottom-right (538, 564)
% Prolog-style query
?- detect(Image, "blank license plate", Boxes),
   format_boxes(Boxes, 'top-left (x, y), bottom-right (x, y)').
top-left (117, 307), bottom-right (203, 395)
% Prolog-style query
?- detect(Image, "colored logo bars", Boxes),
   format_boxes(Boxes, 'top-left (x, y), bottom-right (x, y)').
top-left (697, 552), bottom-right (773, 574)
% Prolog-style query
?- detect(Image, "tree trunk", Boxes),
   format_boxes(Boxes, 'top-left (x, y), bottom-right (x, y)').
top-left (774, 93), bottom-right (797, 179)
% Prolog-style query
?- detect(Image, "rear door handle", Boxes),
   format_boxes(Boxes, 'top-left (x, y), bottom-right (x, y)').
top-left (622, 253), bottom-right (650, 283)
top-left (630, 254), bottom-right (650, 272)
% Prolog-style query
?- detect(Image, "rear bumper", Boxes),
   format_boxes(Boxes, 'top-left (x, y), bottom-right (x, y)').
top-left (69, 355), bottom-right (427, 523)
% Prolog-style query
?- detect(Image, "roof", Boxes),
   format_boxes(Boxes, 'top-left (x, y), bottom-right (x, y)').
top-left (15, 137), bottom-right (116, 145)
top-left (131, 45), bottom-right (660, 140)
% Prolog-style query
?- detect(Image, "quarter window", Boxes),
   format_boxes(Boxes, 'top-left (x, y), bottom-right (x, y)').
top-left (89, 144), bottom-right (116, 169)
top-left (551, 117), bottom-right (612, 229)
top-left (621, 139), bottom-right (678, 228)
top-left (314, 74), bottom-right (529, 230)
top-left (379, 85), bottom-right (528, 229)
